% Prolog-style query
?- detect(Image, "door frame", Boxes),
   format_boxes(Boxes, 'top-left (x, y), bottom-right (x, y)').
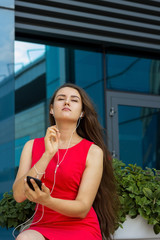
top-left (106, 90), bottom-right (160, 159)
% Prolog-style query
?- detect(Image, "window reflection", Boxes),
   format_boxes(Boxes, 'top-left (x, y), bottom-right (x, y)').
top-left (106, 54), bottom-right (160, 95)
top-left (14, 43), bottom-right (105, 170)
top-left (150, 60), bottom-right (160, 95)
top-left (15, 41), bottom-right (47, 167)
top-left (118, 105), bottom-right (160, 169)
top-left (0, 5), bottom-right (14, 240)
top-left (75, 50), bottom-right (104, 126)
top-left (14, 43), bottom-right (66, 167)
top-left (14, 41), bottom-right (45, 73)
top-left (46, 46), bottom-right (65, 99)
top-left (0, 7), bottom-right (14, 198)
top-left (0, 9), bottom-right (14, 83)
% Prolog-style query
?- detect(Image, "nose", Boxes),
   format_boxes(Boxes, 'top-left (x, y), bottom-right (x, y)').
top-left (65, 98), bottom-right (70, 105)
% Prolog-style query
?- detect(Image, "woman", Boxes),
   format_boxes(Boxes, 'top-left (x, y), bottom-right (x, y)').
top-left (13, 83), bottom-right (118, 240)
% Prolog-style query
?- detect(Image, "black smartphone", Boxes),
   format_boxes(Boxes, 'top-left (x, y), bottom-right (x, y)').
top-left (27, 176), bottom-right (42, 191)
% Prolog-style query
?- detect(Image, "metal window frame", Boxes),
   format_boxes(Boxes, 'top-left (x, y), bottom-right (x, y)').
top-left (106, 90), bottom-right (160, 158)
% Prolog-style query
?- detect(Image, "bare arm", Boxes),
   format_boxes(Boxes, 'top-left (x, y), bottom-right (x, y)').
top-left (24, 144), bottom-right (103, 218)
top-left (13, 126), bottom-right (60, 203)
top-left (12, 140), bottom-right (52, 202)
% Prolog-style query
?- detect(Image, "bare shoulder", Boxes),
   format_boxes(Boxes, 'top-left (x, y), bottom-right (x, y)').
top-left (25, 139), bottom-right (34, 147)
top-left (87, 144), bottom-right (103, 166)
top-left (22, 139), bottom-right (34, 153)
top-left (89, 144), bottom-right (103, 156)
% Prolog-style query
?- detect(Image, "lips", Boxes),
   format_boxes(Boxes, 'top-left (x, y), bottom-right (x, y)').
top-left (62, 107), bottom-right (71, 111)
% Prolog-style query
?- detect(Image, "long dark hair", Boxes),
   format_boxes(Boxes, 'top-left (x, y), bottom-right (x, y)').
top-left (49, 83), bottom-right (118, 240)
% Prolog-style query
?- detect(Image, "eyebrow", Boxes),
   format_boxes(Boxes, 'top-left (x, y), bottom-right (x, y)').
top-left (56, 94), bottom-right (80, 99)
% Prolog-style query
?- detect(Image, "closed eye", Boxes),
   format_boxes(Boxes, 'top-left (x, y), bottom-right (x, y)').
top-left (58, 98), bottom-right (65, 100)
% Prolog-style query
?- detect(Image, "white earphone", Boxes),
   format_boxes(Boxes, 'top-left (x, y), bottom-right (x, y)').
top-left (80, 112), bottom-right (83, 118)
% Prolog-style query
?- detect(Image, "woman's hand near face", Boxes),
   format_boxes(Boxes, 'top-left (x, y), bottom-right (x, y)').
top-left (44, 125), bottom-right (60, 157)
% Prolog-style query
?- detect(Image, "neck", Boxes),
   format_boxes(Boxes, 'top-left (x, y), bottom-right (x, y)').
top-left (56, 122), bottom-right (78, 142)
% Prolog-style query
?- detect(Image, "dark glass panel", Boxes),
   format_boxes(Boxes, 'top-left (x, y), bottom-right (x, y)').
top-left (46, 46), bottom-right (65, 99)
top-left (75, 50), bottom-right (104, 126)
top-left (106, 54), bottom-right (160, 95)
top-left (118, 105), bottom-right (160, 169)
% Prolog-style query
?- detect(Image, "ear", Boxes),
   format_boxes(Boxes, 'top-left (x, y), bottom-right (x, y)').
top-left (50, 108), bottom-right (54, 115)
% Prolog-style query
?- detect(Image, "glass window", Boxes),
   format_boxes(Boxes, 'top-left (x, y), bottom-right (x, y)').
top-left (46, 46), bottom-right (65, 99)
top-left (74, 50), bottom-right (104, 126)
top-left (106, 54), bottom-right (160, 95)
top-left (0, 7), bottom-right (14, 239)
top-left (0, 8), bottom-right (14, 196)
top-left (14, 43), bottom-right (106, 168)
top-left (15, 41), bottom-right (47, 167)
top-left (118, 105), bottom-right (160, 169)
top-left (14, 41), bottom-right (45, 73)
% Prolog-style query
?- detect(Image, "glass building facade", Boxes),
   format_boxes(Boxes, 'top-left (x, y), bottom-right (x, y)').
top-left (14, 43), bottom-right (160, 169)
top-left (14, 44), bottom-right (105, 166)
top-left (106, 54), bottom-right (160, 168)
top-left (0, 1), bottom-right (15, 238)
top-left (0, 1), bottom-right (160, 238)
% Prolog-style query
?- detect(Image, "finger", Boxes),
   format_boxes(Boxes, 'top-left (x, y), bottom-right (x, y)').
top-left (49, 133), bottom-right (58, 143)
top-left (48, 131), bottom-right (57, 138)
top-left (46, 130), bottom-right (57, 137)
top-left (45, 129), bottom-right (57, 141)
top-left (24, 178), bottom-right (31, 191)
top-left (48, 126), bottom-right (59, 133)
top-left (51, 125), bottom-right (59, 132)
top-left (48, 127), bottom-right (58, 133)
top-left (47, 129), bottom-right (59, 140)
top-left (24, 179), bottom-right (34, 200)
top-left (30, 179), bottom-right (41, 192)
top-left (42, 183), bottom-right (50, 194)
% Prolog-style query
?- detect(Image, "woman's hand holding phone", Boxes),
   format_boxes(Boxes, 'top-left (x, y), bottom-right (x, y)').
top-left (24, 176), bottom-right (50, 205)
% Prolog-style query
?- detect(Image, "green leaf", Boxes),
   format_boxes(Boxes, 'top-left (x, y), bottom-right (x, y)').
top-left (135, 196), bottom-right (150, 206)
top-left (129, 193), bottom-right (135, 198)
top-left (138, 208), bottom-right (148, 220)
top-left (156, 200), bottom-right (160, 206)
top-left (148, 218), bottom-right (158, 225)
top-left (145, 207), bottom-right (151, 216)
top-left (154, 189), bottom-right (160, 199)
top-left (129, 209), bottom-right (137, 217)
top-left (143, 188), bottom-right (153, 200)
top-left (154, 224), bottom-right (160, 234)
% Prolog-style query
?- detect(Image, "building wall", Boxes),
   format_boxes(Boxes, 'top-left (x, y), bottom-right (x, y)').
top-left (0, 1), bottom-right (15, 193)
top-left (0, 2), bottom-right (15, 239)
top-left (15, 0), bottom-right (160, 55)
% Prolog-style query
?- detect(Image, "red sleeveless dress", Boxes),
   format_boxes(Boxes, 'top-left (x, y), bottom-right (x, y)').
top-left (28, 138), bottom-right (102, 240)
